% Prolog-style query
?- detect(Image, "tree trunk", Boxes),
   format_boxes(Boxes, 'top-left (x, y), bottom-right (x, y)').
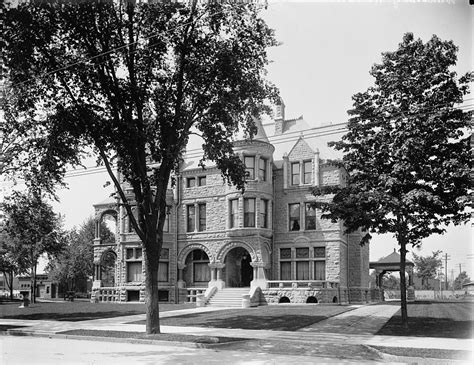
top-left (144, 244), bottom-right (161, 334)
top-left (9, 270), bottom-right (14, 300)
top-left (399, 240), bottom-right (408, 329)
top-left (32, 263), bottom-right (37, 303)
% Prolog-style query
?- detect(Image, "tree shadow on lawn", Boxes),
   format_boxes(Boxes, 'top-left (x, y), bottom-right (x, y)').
top-left (377, 316), bottom-right (474, 339)
top-left (2, 311), bottom-right (144, 322)
top-left (132, 313), bottom-right (329, 331)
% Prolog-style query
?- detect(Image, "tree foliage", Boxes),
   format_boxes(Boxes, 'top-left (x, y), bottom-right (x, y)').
top-left (2, 191), bottom-right (65, 302)
top-left (312, 33), bottom-right (470, 326)
top-left (47, 217), bottom-right (113, 292)
top-left (412, 250), bottom-right (443, 289)
top-left (454, 271), bottom-right (470, 290)
top-left (3, 1), bottom-right (278, 332)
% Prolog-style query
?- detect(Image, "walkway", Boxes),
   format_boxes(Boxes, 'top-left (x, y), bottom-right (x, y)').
top-left (1, 303), bottom-right (473, 362)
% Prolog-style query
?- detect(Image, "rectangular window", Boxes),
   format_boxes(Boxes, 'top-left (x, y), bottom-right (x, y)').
top-left (289, 203), bottom-right (300, 231)
top-left (305, 203), bottom-right (316, 230)
top-left (280, 262), bottom-right (292, 280)
top-left (128, 206), bottom-right (137, 233)
top-left (259, 158), bottom-right (267, 181)
top-left (244, 198), bottom-right (256, 227)
top-left (198, 176), bottom-right (206, 186)
top-left (291, 162), bottom-right (300, 185)
top-left (280, 248), bottom-right (292, 259)
top-left (194, 262), bottom-right (211, 282)
top-left (198, 204), bottom-right (206, 232)
top-left (135, 248), bottom-right (142, 259)
top-left (163, 205), bottom-right (170, 233)
top-left (259, 199), bottom-right (268, 228)
top-left (229, 199), bottom-right (239, 228)
top-left (296, 247), bottom-right (309, 258)
top-left (314, 247), bottom-right (326, 258)
top-left (126, 248), bottom-right (134, 259)
top-left (187, 177), bottom-right (196, 188)
top-left (296, 261), bottom-right (310, 280)
top-left (314, 261), bottom-right (326, 280)
top-left (127, 262), bottom-right (142, 282)
top-left (187, 205), bottom-right (195, 232)
top-left (303, 160), bottom-right (312, 184)
top-left (245, 156), bottom-right (255, 180)
top-left (158, 262), bottom-right (169, 282)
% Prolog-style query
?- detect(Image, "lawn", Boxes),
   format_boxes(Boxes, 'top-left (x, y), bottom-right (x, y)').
top-left (0, 301), bottom-right (194, 321)
top-left (376, 301), bottom-right (474, 339)
top-left (130, 304), bottom-right (354, 331)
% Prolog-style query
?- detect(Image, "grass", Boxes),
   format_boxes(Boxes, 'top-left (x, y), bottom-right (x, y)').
top-left (371, 345), bottom-right (473, 361)
top-left (57, 329), bottom-right (247, 344)
top-left (376, 301), bottom-right (474, 339)
top-left (130, 304), bottom-right (354, 331)
top-left (0, 301), bottom-right (194, 321)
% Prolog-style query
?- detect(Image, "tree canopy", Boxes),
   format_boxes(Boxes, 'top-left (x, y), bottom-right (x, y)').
top-left (3, 0), bottom-right (278, 332)
top-left (312, 33), bottom-right (471, 326)
top-left (412, 250), bottom-right (443, 290)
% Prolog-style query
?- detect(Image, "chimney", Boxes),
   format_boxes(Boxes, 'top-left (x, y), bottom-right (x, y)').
top-left (274, 98), bottom-right (286, 135)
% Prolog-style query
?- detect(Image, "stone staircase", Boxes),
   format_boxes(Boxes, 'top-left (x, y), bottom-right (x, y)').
top-left (207, 287), bottom-right (250, 307)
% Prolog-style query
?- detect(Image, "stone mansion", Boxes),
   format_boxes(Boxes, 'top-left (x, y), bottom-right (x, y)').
top-left (91, 101), bottom-right (371, 306)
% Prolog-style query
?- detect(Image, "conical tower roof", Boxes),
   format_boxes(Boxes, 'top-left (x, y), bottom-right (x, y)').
top-left (233, 116), bottom-right (270, 143)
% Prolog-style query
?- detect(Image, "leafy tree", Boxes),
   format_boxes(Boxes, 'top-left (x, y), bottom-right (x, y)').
top-left (3, 1), bottom-right (277, 332)
top-left (454, 271), bottom-right (470, 290)
top-left (0, 241), bottom-right (18, 300)
top-left (2, 191), bottom-right (65, 303)
top-left (412, 250), bottom-right (443, 289)
top-left (312, 33), bottom-right (470, 327)
top-left (48, 217), bottom-right (114, 292)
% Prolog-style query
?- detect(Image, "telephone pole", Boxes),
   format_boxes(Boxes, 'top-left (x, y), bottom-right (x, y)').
top-left (444, 253), bottom-right (450, 291)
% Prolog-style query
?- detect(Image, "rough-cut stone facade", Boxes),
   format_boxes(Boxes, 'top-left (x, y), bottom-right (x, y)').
top-left (91, 114), bottom-right (370, 305)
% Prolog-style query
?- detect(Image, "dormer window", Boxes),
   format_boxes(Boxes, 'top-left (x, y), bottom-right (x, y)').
top-left (291, 162), bottom-right (300, 185)
top-left (303, 160), bottom-right (312, 184)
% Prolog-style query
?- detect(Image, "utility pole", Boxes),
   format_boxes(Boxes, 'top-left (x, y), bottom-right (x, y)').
top-left (444, 253), bottom-right (450, 291)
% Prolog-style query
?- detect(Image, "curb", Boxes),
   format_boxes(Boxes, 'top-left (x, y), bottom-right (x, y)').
top-left (0, 329), bottom-right (249, 349)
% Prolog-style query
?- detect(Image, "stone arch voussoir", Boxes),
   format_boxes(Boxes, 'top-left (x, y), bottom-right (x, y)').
top-left (216, 241), bottom-right (258, 263)
top-left (178, 244), bottom-right (214, 266)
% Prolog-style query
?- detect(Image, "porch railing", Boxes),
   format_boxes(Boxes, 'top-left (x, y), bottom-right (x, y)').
top-left (186, 287), bottom-right (207, 303)
top-left (266, 280), bottom-right (339, 289)
top-left (96, 287), bottom-right (118, 302)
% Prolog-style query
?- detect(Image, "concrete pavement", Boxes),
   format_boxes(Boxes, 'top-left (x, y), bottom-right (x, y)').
top-left (1, 303), bottom-right (473, 363)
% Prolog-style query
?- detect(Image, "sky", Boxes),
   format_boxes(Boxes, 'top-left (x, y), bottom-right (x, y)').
top-left (2, 0), bottom-right (473, 280)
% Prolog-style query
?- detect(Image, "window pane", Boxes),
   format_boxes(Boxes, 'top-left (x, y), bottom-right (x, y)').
top-left (296, 248), bottom-right (309, 258)
top-left (259, 199), bottom-right (267, 228)
top-left (280, 262), bottom-right (292, 280)
top-left (245, 156), bottom-right (255, 180)
top-left (303, 160), bottom-right (312, 184)
top-left (291, 163), bottom-right (300, 185)
top-left (163, 206), bottom-right (170, 232)
top-left (187, 177), bottom-right (196, 188)
top-left (280, 248), bottom-right (291, 259)
top-left (289, 203), bottom-right (300, 231)
top-left (127, 262), bottom-right (142, 282)
top-left (194, 262), bottom-right (210, 282)
top-left (230, 199), bottom-right (238, 228)
top-left (314, 261), bottom-right (326, 280)
top-left (198, 204), bottom-right (206, 231)
top-left (296, 261), bottom-right (309, 280)
top-left (126, 248), bottom-right (134, 259)
top-left (259, 158), bottom-right (266, 181)
top-left (199, 176), bottom-right (206, 186)
top-left (305, 203), bottom-right (316, 230)
top-left (187, 205), bottom-right (195, 232)
top-left (158, 262), bottom-right (168, 282)
top-left (244, 198), bottom-right (255, 227)
top-left (314, 247), bottom-right (326, 258)
top-left (160, 248), bottom-right (169, 260)
top-left (135, 248), bottom-right (142, 259)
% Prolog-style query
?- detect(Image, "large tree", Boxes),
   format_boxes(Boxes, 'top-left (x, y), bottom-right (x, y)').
top-left (2, 191), bottom-right (65, 303)
top-left (3, 1), bottom-right (278, 332)
top-left (48, 217), bottom-right (114, 293)
top-left (454, 271), bottom-right (470, 290)
top-left (312, 33), bottom-right (470, 327)
top-left (412, 251), bottom-right (443, 289)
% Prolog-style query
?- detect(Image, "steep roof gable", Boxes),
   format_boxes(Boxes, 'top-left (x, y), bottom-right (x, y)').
top-left (287, 136), bottom-right (315, 160)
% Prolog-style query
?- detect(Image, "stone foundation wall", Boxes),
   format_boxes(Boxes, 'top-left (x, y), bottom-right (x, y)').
top-left (261, 288), bottom-right (340, 304)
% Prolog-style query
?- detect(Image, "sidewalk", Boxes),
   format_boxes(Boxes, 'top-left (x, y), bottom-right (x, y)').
top-left (1, 303), bottom-right (473, 359)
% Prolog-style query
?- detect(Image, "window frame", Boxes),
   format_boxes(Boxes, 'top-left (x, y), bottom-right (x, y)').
top-left (198, 176), bottom-right (206, 186)
top-left (186, 205), bottom-right (195, 232)
top-left (291, 162), bottom-right (300, 186)
top-left (187, 177), bottom-right (196, 188)
top-left (303, 160), bottom-right (312, 184)
top-left (244, 198), bottom-right (256, 228)
top-left (198, 203), bottom-right (206, 232)
top-left (259, 158), bottom-right (267, 181)
top-left (289, 203), bottom-right (300, 231)
top-left (305, 203), bottom-right (316, 230)
top-left (259, 199), bottom-right (268, 228)
top-left (244, 156), bottom-right (255, 180)
top-left (229, 199), bottom-right (239, 228)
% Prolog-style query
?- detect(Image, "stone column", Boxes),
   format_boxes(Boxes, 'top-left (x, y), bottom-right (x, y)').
top-left (177, 263), bottom-right (186, 289)
top-left (208, 263), bottom-right (225, 289)
top-left (314, 149), bottom-right (320, 186)
top-left (250, 261), bottom-right (268, 289)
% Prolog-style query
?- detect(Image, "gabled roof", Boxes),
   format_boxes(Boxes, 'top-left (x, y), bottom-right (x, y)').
top-left (372, 249), bottom-right (414, 266)
top-left (287, 136), bottom-right (315, 160)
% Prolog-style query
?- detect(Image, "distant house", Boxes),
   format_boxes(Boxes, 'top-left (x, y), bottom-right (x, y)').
top-left (17, 274), bottom-right (58, 299)
top-left (462, 282), bottom-right (474, 294)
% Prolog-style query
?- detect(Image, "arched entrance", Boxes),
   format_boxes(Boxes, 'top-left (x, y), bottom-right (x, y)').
top-left (224, 247), bottom-right (253, 287)
top-left (184, 249), bottom-right (211, 287)
top-left (100, 251), bottom-right (116, 287)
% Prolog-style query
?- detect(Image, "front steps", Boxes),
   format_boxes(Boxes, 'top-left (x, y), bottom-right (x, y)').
top-left (207, 287), bottom-right (250, 307)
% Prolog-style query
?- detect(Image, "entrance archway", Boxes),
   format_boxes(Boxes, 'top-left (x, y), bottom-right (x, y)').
top-left (224, 247), bottom-right (253, 287)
